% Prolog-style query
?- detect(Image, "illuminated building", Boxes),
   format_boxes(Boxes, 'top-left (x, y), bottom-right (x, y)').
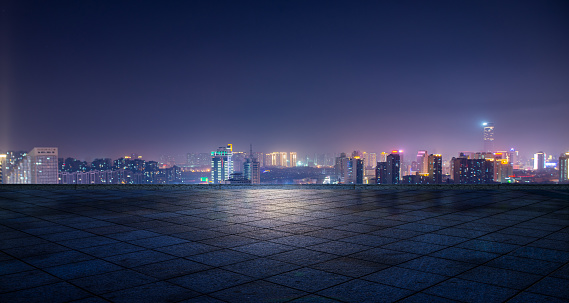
top-left (252, 152), bottom-right (264, 167)
top-left (266, 152), bottom-right (288, 167)
top-left (417, 150), bottom-right (428, 174)
top-left (0, 154), bottom-right (5, 183)
top-left (244, 145), bottom-right (260, 184)
top-left (452, 155), bottom-right (494, 184)
top-left (363, 152), bottom-right (377, 169)
top-left (533, 151), bottom-right (545, 171)
top-left (289, 152), bottom-right (297, 167)
top-left (428, 154), bottom-right (442, 184)
top-left (378, 152), bottom-right (388, 163)
top-left (2, 151), bottom-right (27, 184)
top-left (334, 153), bottom-right (349, 183)
top-left (227, 172), bottom-right (251, 184)
top-left (28, 147), bottom-right (58, 184)
top-left (375, 162), bottom-right (387, 184)
top-left (560, 153), bottom-right (569, 183)
top-left (483, 122), bottom-right (495, 152)
top-left (347, 157), bottom-right (364, 184)
top-left (211, 144), bottom-right (233, 184)
top-left (2, 148), bottom-right (58, 184)
top-left (385, 151), bottom-right (400, 184)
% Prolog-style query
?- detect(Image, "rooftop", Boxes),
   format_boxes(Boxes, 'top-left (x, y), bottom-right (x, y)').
top-left (1, 186), bottom-right (568, 302)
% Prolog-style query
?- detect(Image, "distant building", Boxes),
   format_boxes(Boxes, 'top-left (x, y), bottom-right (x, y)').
top-left (227, 172), bottom-right (251, 184)
top-left (289, 152), bottom-right (297, 167)
top-left (266, 152), bottom-right (288, 167)
top-left (417, 150), bottom-right (428, 174)
top-left (375, 162), bottom-right (387, 184)
top-left (560, 153), bottom-right (569, 183)
top-left (28, 147), bottom-right (58, 184)
top-left (428, 154), bottom-right (442, 184)
top-left (211, 144), bottom-right (233, 184)
top-left (2, 151), bottom-right (28, 184)
top-left (363, 152), bottom-right (377, 169)
top-left (347, 157), bottom-right (364, 184)
top-left (378, 152), bottom-right (388, 163)
top-left (534, 152), bottom-right (545, 171)
top-left (334, 153), bottom-right (349, 183)
top-left (483, 122), bottom-right (495, 152)
top-left (385, 151), bottom-right (401, 184)
top-left (0, 153), bottom-right (5, 183)
top-left (452, 155), bottom-right (494, 184)
top-left (3, 148), bottom-right (58, 184)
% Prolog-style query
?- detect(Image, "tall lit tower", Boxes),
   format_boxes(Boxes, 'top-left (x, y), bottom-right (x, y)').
top-left (416, 150), bottom-right (428, 174)
top-left (483, 122), bottom-right (495, 152)
top-left (211, 144), bottom-right (233, 184)
top-left (28, 147), bottom-right (58, 184)
top-left (534, 151), bottom-right (545, 171)
top-left (560, 152), bottom-right (569, 183)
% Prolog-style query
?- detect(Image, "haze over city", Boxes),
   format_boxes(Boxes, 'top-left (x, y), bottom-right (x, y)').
top-left (1, 1), bottom-right (568, 161)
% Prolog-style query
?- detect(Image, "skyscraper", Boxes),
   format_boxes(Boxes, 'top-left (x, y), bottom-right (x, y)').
top-left (534, 151), bottom-right (545, 171)
top-left (483, 122), bottom-right (495, 152)
top-left (0, 153), bottom-right (5, 183)
top-left (560, 152), bottom-right (569, 183)
top-left (347, 157), bottom-right (364, 184)
top-left (417, 150), bottom-right (428, 174)
top-left (386, 151), bottom-right (401, 184)
top-left (334, 153), bottom-right (349, 183)
top-left (28, 147), bottom-right (58, 184)
top-left (427, 154), bottom-right (442, 184)
top-left (244, 144), bottom-right (261, 184)
top-left (211, 144), bottom-right (233, 184)
top-left (375, 162), bottom-right (387, 184)
top-left (363, 152), bottom-right (377, 169)
top-left (289, 152), bottom-right (297, 167)
top-left (2, 148), bottom-right (58, 184)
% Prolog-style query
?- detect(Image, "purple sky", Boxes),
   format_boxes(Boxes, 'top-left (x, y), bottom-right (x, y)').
top-left (1, 1), bottom-right (568, 161)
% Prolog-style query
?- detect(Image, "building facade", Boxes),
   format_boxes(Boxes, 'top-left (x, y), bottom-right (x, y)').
top-left (483, 122), bottom-right (495, 152)
top-left (560, 152), bottom-right (569, 183)
top-left (211, 144), bottom-right (233, 184)
top-left (428, 154), bottom-right (442, 184)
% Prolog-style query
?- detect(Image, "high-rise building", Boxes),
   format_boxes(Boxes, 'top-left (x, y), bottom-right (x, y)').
top-left (533, 152), bottom-right (545, 171)
top-left (560, 153), bottom-right (569, 183)
top-left (428, 154), bottom-right (442, 184)
top-left (417, 150), bottom-right (428, 174)
top-left (244, 144), bottom-right (260, 184)
top-left (334, 153), bottom-right (349, 183)
top-left (347, 157), bottom-right (364, 184)
top-left (385, 151), bottom-right (401, 184)
top-left (452, 156), bottom-right (494, 184)
top-left (378, 152), bottom-right (388, 163)
top-left (363, 152), bottom-right (377, 169)
top-left (483, 122), bottom-right (495, 152)
top-left (375, 162), bottom-right (387, 184)
top-left (2, 151), bottom-right (27, 184)
top-left (289, 152), bottom-right (297, 167)
top-left (28, 147), bottom-right (58, 184)
top-left (266, 152), bottom-right (288, 167)
top-left (210, 144), bottom-right (233, 184)
top-left (2, 148), bottom-right (58, 184)
top-left (0, 153), bottom-right (5, 183)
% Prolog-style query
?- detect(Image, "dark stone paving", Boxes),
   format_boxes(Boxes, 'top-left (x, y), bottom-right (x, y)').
top-left (1, 188), bottom-right (568, 303)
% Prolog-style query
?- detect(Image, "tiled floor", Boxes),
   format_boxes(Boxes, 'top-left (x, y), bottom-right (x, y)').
top-left (0, 188), bottom-right (568, 302)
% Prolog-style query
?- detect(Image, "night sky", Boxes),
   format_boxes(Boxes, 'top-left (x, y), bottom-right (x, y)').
top-left (1, 1), bottom-right (568, 161)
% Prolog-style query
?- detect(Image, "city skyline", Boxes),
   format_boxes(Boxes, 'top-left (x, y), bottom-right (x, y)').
top-left (1, 1), bottom-right (568, 160)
